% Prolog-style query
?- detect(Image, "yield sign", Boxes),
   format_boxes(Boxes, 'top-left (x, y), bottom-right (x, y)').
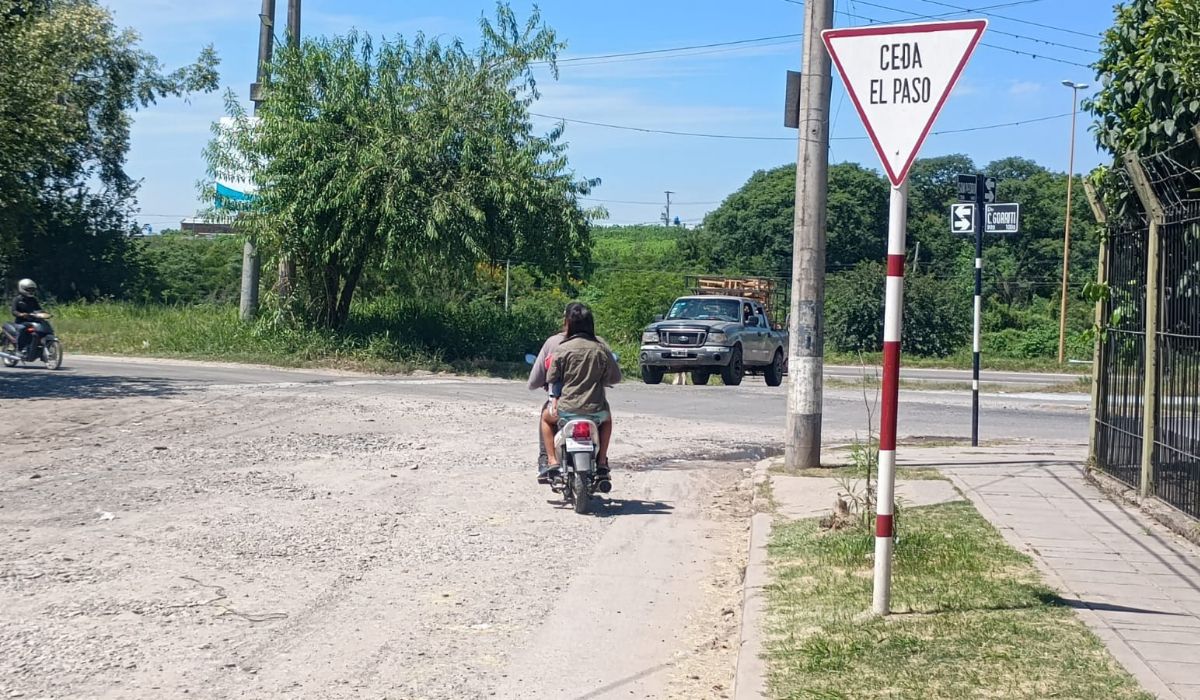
top-left (823, 20), bottom-right (987, 187)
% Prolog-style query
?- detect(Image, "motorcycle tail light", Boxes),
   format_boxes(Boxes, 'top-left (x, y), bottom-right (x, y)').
top-left (571, 422), bottom-right (592, 440)
top-left (26, 327), bottom-right (35, 333)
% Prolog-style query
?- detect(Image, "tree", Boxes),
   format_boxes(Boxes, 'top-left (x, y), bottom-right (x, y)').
top-left (1087, 0), bottom-right (1200, 159)
top-left (696, 162), bottom-right (890, 274)
top-left (0, 0), bottom-right (219, 295)
top-left (208, 3), bottom-right (597, 328)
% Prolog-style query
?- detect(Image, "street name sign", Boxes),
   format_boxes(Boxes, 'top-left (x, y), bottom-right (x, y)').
top-left (957, 174), bottom-right (977, 202)
top-left (950, 203), bottom-right (975, 234)
top-left (823, 20), bottom-right (988, 186)
top-left (984, 203), bottom-right (1020, 233)
top-left (982, 176), bottom-right (997, 203)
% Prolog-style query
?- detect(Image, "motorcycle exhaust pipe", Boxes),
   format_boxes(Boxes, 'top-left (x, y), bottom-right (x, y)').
top-left (596, 478), bottom-right (612, 494)
top-left (0, 350), bottom-right (20, 363)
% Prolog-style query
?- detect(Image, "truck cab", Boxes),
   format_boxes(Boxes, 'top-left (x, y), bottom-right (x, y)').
top-left (639, 293), bottom-right (788, 387)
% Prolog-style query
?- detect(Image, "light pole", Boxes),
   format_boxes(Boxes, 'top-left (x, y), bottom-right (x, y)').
top-left (1058, 79), bottom-right (1089, 364)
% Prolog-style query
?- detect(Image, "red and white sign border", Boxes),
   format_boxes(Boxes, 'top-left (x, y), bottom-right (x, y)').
top-left (822, 19), bottom-right (988, 187)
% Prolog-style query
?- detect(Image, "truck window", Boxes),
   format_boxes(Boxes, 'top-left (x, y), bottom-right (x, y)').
top-left (667, 299), bottom-right (740, 322)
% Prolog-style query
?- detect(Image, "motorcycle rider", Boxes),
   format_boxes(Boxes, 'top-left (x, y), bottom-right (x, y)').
top-left (528, 302), bottom-right (582, 482)
top-left (6, 279), bottom-right (43, 355)
top-left (541, 303), bottom-right (621, 486)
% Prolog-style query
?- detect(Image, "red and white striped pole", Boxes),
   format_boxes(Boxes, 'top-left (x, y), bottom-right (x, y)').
top-left (873, 181), bottom-right (909, 616)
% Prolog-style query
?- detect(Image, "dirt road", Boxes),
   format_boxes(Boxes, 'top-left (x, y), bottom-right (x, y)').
top-left (0, 358), bottom-right (1090, 699)
top-left (1, 364), bottom-right (768, 699)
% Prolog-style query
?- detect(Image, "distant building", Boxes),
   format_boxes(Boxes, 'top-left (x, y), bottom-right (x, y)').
top-left (180, 218), bottom-right (235, 236)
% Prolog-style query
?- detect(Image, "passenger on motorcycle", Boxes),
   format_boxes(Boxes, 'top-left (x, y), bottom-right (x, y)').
top-left (528, 302), bottom-right (582, 480)
top-left (540, 303), bottom-right (621, 483)
top-left (5, 279), bottom-right (42, 354)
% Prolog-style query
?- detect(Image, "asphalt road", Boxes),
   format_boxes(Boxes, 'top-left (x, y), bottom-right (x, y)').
top-left (4, 355), bottom-right (1090, 446)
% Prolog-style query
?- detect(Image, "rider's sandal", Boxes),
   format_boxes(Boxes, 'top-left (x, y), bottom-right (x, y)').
top-left (538, 464), bottom-right (562, 483)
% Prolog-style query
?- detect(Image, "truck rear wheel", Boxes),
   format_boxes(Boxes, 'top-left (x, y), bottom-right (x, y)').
top-left (720, 347), bottom-right (744, 386)
top-left (764, 350), bottom-right (784, 387)
top-left (690, 371), bottom-right (711, 386)
top-left (641, 365), bottom-right (665, 385)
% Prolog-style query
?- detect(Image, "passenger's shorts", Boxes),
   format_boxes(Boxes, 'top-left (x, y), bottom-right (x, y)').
top-left (557, 409), bottom-right (611, 425)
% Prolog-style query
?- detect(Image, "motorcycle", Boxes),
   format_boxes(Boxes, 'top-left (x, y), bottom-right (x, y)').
top-left (1, 312), bottom-right (63, 370)
top-left (526, 352), bottom-right (611, 514)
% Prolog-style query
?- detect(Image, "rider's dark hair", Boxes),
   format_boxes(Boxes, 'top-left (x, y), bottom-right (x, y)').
top-left (563, 301), bottom-right (584, 324)
top-left (565, 303), bottom-right (596, 339)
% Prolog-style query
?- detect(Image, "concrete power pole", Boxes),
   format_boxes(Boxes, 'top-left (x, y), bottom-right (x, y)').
top-left (277, 0), bottom-right (301, 300)
top-left (241, 0), bottom-right (276, 322)
top-left (663, 191), bottom-right (674, 227)
top-left (784, 0), bottom-right (834, 471)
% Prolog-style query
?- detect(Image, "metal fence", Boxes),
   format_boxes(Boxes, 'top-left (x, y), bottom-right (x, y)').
top-left (1093, 135), bottom-right (1200, 519)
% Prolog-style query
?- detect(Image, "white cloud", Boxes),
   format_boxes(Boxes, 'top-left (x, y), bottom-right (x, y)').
top-left (1008, 80), bottom-right (1042, 96)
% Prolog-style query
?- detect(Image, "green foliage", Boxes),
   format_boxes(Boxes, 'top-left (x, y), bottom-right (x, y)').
top-left (825, 262), bottom-right (970, 358)
top-left (903, 272), bottom-right (971, 358)
top-left (206, 3), bottom-right (597, 329)
top-left (0, 0), bottom-right (219, 292)
top-left (825, 262), bottom-right (884, 353)
top-left (983, 297), bottom-right (1093, 360)
top-left (697, 162), bottom-right (890, 275)
top-left (1088, 0), bottom-right (1200, 158)
top-left (138, 234), bottom-right (244, 304)
top-left (582, 226), bottom-right (694, 345)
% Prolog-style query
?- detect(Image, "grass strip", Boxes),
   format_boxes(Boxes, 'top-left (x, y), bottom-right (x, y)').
top-left (765, 501), bottom-right (1152, 700)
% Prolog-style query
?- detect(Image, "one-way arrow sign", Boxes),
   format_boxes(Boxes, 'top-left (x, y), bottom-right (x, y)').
top-left (950, 203), bottom-right (975, 234)
top-left (823, 20), bottom-right (987, 186)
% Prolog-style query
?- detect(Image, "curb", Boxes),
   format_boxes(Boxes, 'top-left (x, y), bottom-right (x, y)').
top-left (945, 470), bottom-right (1179, 700)
top-left (734, 458), bottom-right (774, 700)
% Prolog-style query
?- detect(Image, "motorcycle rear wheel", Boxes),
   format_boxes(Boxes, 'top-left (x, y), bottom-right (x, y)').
top-left (43, 339), bottom-right (62, 370)
top-left (571, 470), bottom-right (590, 513)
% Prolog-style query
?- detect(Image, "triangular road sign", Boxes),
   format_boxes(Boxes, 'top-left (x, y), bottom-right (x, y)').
top-left (823, 20), bottom-right (987, 187)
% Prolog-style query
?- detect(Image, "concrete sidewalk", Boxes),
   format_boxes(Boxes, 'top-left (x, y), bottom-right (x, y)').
top-left (905, 443), bottom-right (1200, 700)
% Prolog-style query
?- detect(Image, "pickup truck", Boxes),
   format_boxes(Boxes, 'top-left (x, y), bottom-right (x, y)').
top-left (638, 295), bottom-right (788, 386)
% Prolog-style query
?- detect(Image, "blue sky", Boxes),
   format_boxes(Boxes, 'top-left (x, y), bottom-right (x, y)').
top-left (102, 0), bottom-right (1112, 231)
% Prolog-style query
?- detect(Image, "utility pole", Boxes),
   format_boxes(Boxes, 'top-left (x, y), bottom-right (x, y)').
top-left (287, 0), bottom-right (300, 40)
top-left (663, 191), bottom-right (674, 227)
top-left (504, 259), bottom-right (511, 312)
top-left (241, 0), bottom-right (276, 322)
top-left (784, 0), bottom-right (834, 471)
top-left (277, 0), bottom-right (301, 301)
top-left (1058, 80), bottom-right (1088, 363)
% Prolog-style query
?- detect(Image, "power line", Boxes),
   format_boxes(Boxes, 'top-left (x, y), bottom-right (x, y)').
top-left (529, 112), bottom-right (791, 141)
top-left (785, 0), bottom-right (1095, 65)
top-left (910, 0), bottom-right (1099, 39)
top-left (847, 0), bottom-right (1097, 54)
top-left (581, 197), bottom-right (720, 205)
top-left (823, 4), bottom-right (1094, 67)
top-left (531, 110), bottom-right (1072, 141)
top-left (539, 33), bottom-right (803, 66)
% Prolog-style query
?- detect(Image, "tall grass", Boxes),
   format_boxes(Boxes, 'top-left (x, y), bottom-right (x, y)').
top-left (56, 297), bottom-right (560, 374)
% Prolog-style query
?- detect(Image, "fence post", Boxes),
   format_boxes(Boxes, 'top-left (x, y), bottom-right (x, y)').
top-left (1123, 151), bottom-right (1165, 499)
top-left (1084, 180), bottom-right (1108, 462)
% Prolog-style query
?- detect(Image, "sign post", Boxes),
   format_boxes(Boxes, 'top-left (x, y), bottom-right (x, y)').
top-left (972, 175), bottom-right (986, 447)
top-left (823, 18), bottom-right (986, 616)
top-left (954, 180), bottom-right (1020, 447)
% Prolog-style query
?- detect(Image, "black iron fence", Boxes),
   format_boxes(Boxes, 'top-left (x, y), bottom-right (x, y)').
top-left (1093, 137), bottom-right (1200, 519)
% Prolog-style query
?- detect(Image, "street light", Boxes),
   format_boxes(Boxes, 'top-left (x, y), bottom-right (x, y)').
top-left (1058, 79), bottom-right (1090, 364)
